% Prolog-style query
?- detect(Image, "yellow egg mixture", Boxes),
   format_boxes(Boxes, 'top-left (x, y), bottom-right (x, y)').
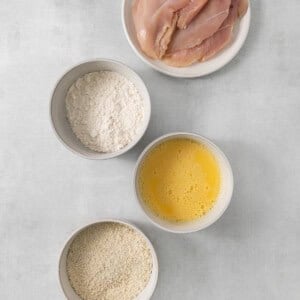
top-left (138, 138), bottom-right (221, 222)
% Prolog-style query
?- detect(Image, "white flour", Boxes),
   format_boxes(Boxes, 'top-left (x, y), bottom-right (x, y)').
top-left (65, 71), bottom-right (144, 153)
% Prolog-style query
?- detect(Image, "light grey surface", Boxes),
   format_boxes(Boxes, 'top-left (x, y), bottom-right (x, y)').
top-left (0, 0), bottom-right (299, 299)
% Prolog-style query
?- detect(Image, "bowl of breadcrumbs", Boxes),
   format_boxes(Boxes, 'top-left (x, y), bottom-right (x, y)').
top-left (59, 220), bottom-right (158, 300)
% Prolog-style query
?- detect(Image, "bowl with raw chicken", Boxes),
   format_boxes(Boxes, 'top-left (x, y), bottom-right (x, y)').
top-left (122, 0), bottom-right (251, 78)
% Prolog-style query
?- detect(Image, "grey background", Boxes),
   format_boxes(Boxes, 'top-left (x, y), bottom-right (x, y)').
top-left (0, 0), bottom-right (299, 299)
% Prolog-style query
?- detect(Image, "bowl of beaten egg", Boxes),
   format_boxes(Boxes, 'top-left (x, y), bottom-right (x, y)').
top-left (134, 132), bottom-right (233, 233)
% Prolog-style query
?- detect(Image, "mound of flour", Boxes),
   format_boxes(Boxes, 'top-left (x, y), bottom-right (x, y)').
top-left (65, 71), bottom-right (144, 153)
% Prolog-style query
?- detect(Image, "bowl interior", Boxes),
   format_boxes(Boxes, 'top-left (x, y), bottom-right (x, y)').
top-left (51, 60), bottom-right (151, 159)
top-left (59, 220), bottom-right (158, 300)
top-left (134, 133), bottom-right (233, 233)
top-left (122, 0), bottom-right (251, 78)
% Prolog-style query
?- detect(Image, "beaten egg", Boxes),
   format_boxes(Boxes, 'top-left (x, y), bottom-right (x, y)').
top-left (138, 138), bottom-right (221, 222)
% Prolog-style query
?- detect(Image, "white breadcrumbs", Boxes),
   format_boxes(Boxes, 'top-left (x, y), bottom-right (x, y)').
top-left (66, 222), bottom-right (153, 300)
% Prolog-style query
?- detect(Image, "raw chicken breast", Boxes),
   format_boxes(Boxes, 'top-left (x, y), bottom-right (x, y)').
top-left (238, 0), bottom-right (249, 17)
top-left (167, 0), bottom-right (231, 53)
top-left (177, 0), bottom-right (209, 29)
top-left (164, 0), bottom-right (248, 67)
top-left (199, 0), bottom-right (248, 61)
top-left (132, 0), bottom-right (191, 59)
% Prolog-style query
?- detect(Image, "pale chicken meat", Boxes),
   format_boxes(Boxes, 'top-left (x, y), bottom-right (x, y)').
top-left (164, 0), bottom-right (249, 67)
top-left (238, 0), bottom-right (249, 17)
top-left (197, 0), bottom-right (248, 61)
top-left (132, 0), bottom-right (211, 59)
top-left (132, 0), bottom-right (248, 66)
top-left (132, 0), bottom-right (191, 59)
top-left (167, 0), bottom-right (231, 54)
top-left (177, 0), bottom-right (209, 29)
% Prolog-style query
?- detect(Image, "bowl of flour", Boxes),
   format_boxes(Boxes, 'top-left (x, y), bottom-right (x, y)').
top-left (50, 59), bottom-right (151, 159)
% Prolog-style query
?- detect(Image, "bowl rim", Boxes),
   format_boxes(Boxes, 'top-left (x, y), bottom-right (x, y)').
top-left (133, 132), bottom-right (234, 233)
top-left (121, 0), bottom-right (251, 78)
top-left (49, 58), bottom-right (151, 160)
top-left (58, 218), bottom-right (159, 300)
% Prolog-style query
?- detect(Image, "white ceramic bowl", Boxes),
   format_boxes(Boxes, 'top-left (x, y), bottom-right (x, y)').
top-left (50, 59), bottom-right (151, 159)
top-left (59, 219), bottom-right (158, 300)
top-left (134, 132), bottom-right (234, 233)
top-left (122, 0), bottom-right (251, 78)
